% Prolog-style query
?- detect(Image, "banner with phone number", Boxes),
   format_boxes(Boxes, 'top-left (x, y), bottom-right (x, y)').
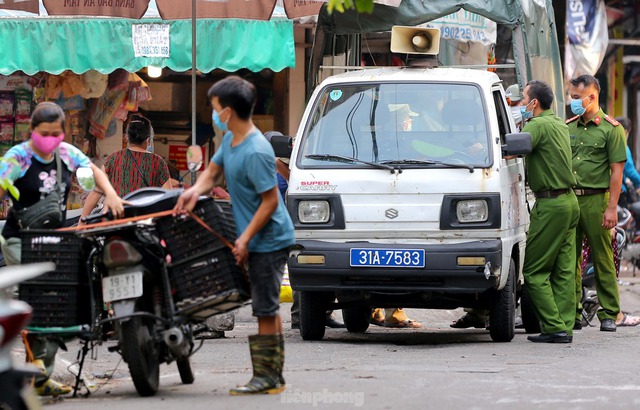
top-left (424, 9), bottom-right (497, 46)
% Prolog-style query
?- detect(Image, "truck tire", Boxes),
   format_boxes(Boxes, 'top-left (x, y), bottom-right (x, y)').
top-left (489, 259), bottom-right (516, 342)
top-left (342, 307), bottom-right (372, 333)
top-left (520, 284), bottom-right (541, 334)
top-left (300, 291), bottom-right (329, 341)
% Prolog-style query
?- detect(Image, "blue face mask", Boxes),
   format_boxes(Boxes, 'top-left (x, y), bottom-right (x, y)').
top-left (570, 97), bottom-right (589, 116)
top-left (520, 100), bottom-right (534, 121)
top-left (212, 109), bottom-right (229, 132)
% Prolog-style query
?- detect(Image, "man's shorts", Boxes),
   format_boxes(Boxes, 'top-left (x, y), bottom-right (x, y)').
top-left (248, 248), bottom-right (289, 317)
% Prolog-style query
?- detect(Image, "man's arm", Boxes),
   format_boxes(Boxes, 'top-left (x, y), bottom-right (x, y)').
top-left (232, 186), bottom-right (280, 265)
top-left (276, 159), bottom-right (290, 182)
top-left (603, 161), bottom-right (625, 228)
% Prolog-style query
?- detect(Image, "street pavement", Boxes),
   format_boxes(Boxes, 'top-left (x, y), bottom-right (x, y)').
top-left (11, 266), bottom-right (640, 410)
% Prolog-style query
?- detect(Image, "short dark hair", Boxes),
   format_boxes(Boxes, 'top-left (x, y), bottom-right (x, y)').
top-left (207, 76), bottom-right (256, 120)
top-left (569, 74), bottom-right (601, 93)
top-left (31, 102), bottom-right (65, 129)
top-left (615, 116), bottom-right (631, 133)
top-left (126, 113), bottom-right (153, 144)
top-left (525, 80), bottom-right (554, 110)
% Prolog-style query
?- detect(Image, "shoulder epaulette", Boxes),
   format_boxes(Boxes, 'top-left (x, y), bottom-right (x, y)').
top-left (565, 115), bottom-right (579, 124)
top-left (604, 115), bottom-right (620, 126)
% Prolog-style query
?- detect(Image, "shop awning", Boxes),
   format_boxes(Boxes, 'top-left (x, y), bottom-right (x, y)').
top-left (0, 17), bottom-right (295, 75)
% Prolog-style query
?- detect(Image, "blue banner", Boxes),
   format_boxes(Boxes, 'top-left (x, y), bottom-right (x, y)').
top-left (567, 0), bottom-right (599, 45)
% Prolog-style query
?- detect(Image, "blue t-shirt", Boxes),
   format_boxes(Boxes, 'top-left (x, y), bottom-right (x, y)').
top-left (213, 129), bottom-right (295, 253)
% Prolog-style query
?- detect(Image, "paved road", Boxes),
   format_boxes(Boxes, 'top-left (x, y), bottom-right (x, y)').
top-left (16, 272), bottom-right (640, 410)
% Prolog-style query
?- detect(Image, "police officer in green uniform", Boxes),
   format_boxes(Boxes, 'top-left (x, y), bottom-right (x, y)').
top-left (519, 81), bottom-right (580, 343)
top-left (566, 74), bottom-right (626, 332)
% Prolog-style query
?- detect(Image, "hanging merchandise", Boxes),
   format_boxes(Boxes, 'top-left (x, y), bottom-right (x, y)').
top-left (115, 73), bottom-right (152, 121)
top-left (81, 70), bottom-right (108, 99)
top-left (89, 86), bottom-right (127, 140)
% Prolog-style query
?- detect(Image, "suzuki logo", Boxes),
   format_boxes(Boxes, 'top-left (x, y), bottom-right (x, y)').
top-left (385, 208), bottom-right (399, 219)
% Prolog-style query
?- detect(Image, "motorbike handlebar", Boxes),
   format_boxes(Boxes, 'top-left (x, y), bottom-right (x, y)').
top-left (81, 210), bottom-right (113, 224)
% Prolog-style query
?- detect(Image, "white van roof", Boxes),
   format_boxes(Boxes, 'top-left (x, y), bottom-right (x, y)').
top-left (321, 67), bottom-right (501, 89)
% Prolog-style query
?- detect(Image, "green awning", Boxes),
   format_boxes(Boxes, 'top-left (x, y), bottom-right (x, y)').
top-left (0, 17), bottom-right (295, 75)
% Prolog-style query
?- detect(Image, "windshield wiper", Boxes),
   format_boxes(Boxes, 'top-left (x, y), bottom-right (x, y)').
top-left (306, 154), bottom-right (399, 174)
top-left (381, 159), bottom-right (475, 173)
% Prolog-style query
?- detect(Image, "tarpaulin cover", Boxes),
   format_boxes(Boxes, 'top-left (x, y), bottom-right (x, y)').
top-left (0, 17), bottom-right (295, 75)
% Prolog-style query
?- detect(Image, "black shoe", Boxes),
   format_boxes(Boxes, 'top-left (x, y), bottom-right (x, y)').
top-left (325, 317), bottom-right (346, 328)
top-left (573, 320), bottom-right (582, 330)
top-left (600, 318), bottom-right (616, 332)
top-left (291, 322), bottom-right (300, 330)
top-left (527, 331), bottom-right (571, 343)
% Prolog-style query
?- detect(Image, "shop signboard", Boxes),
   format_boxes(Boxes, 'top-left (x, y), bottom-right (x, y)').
top-left (169, 144), bottom-right (205, 172)
top-left (0, 0), bottom-right (39, 13)
top-left (282, 0), bottom-right (402, 19)
top-left (155, 0), bottom-right (276, 20)
top-left (43, 0), bottom-right (150, 18)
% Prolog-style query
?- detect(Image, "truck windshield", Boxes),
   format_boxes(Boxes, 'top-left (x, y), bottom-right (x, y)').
top-left (299, 82), bottom-right (490, 168)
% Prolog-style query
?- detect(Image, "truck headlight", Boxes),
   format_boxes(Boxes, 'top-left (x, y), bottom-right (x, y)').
top-left (456, 200), bottom-right (488, 223)
top-left (298, 200), bottom-right (330, 223)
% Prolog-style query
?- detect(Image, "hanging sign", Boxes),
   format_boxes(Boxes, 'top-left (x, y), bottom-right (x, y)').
top-left (169, 145), bottom-right (205, 172)
top-left (425, 9), bottom-right (497, 46)
top-left (282, 0), bottom-right (401, 19)
top-left (132, 24), bottom-right (171, 58)
top-left (156, 0), bottom-right (275, 20)
top-left (0, 0), bottom-right (39, 13)
top-left (43, 0), bottom-right (150, 19)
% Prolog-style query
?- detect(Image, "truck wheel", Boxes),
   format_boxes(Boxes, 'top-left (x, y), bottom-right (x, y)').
top-left (342, 306), bottom-right (372, 333)
top-left (489, 259), bottom-right (516, 342)
top-left (520, 284), bottom-right (541, 334)
top-left (300, 291), bottom-right (329, 341)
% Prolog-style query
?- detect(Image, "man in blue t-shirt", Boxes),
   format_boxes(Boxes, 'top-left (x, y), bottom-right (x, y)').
top-left (175, 76), bottom-right (295, 396)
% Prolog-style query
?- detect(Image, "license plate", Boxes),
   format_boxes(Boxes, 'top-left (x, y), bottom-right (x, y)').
top-left (350, 248), bottom-right (425, 268)
top-left (102, 272), bottom-right (143, 302)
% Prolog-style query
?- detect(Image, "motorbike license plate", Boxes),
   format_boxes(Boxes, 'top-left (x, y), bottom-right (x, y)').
top-left (102, 272), bottom-right (143, 302)
top-left (349, 248), bottom-right (425, 268)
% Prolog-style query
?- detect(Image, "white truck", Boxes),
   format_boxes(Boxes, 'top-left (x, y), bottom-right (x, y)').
top-left (285, 65), bottom-right (535, 342)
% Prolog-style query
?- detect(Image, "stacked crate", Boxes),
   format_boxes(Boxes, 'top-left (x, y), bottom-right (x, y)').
top-left (19, 231), bottom-right (93, 327)
top-left (155, 198), bottom-right (250, 319)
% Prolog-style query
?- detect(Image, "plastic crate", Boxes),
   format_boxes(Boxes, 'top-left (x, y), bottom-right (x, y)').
top-left (169, 247), bottom-right (250, 319)
top-left (20, 230), bottom-right (89, 284)
top-left (18, 283), bottom-right (92, 327)
top-left (156, 198), bottom-right (237, 263)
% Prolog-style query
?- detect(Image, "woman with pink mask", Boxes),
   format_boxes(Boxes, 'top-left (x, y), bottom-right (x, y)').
top-left (0, 101), bottom-right (125, 396)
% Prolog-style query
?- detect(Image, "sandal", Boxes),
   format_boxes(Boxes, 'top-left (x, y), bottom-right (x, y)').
top-left (384, 319), bottom-right (422, 329)
top-left (450, 314), bottom-right (486, 329)
top-left (616, 313), bottom-right (640, 327)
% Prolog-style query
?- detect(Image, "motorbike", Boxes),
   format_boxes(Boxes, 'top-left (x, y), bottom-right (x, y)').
top-left (77, 187), bottom-right (248, 396)
top-left (0, 262), bottom-right (55, 410)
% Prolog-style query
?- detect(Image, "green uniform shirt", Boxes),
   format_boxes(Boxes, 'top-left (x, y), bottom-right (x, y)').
top-left (522, 109), bottom-right (576, 192)
top-left (566, 108), bottom-right (627, 189)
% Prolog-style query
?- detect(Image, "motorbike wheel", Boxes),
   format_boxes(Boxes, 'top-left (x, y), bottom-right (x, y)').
top-left (342, 306), bottom-right (372, 333)
top-left (177, 357), bottom-right (195, 384)
top-left (489, 259), bottom-right (516, 342)
top-left (520, 285), bottom-right (541, 334)
top-left (121, 317), bottom-right (160, 397)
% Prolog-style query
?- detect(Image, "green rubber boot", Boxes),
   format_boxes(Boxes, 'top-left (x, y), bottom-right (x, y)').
top-left (229, 334), bottom-right (284, 396)
top-left (276, 333), bottom-right (285, 386)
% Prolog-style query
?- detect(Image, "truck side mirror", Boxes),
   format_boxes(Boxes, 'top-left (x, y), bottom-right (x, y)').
top-left (268, 133), bottom-right (293, 159)
top-left (502, 132), bottom-right (532, 156)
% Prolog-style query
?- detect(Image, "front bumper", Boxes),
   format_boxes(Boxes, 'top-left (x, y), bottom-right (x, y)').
top-left (289, 239), bottom-right (502, 293)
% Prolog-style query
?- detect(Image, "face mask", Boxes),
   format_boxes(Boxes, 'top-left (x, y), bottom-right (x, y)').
top-left (570, 96), bottom-right (590, 116)
top-left (31, 131), bottom-right (64, 155)
top-left (212, 109), bottom-right (229, 132)
top-left (520, 100), bottom-right (534, 121)
top-left (510, 105), bottom-right (522, 125)
top-left (146, 139), bottom-right (154, 153)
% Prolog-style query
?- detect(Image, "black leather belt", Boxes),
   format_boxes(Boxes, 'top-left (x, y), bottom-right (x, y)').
top-left (573, 188), bottom-right (608, 196)
top-left (534, 189), bottom-right (570, 199)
